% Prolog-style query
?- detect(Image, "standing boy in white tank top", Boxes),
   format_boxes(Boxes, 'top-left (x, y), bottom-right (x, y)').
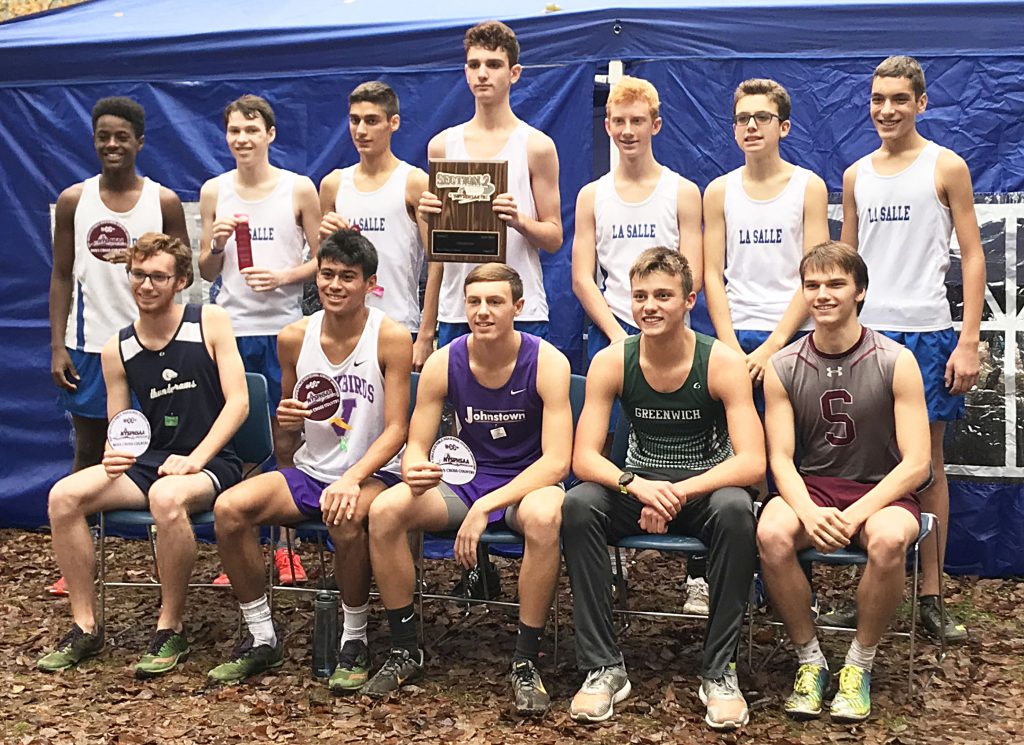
top-left (47, 97), bottom-right (189, 597)
top-left (199, 95), bottom-right (322, 585)
top-left (840, 56), bottom-right (984, 642)
top-left (418, 20), bottom-right (563, 348)
top-left (319, 81), bottom-right (435, 369)
top-left (208, 229), bottom-right (412, 689)
top-left (50, 97), bottom-right (190, 478)
top-left (704, 78), bottom-right (829, 393)
top-left (572, 76), bottom-right (703, 363)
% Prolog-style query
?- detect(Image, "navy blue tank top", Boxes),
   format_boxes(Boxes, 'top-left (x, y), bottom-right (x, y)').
top-left (118, 304), bottom-right (238, 462)
top-left (447, 332), bottom-right (543, 478)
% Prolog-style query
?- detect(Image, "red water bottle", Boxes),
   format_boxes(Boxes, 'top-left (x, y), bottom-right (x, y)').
top-left (234, 213), bottom-right (253, 269)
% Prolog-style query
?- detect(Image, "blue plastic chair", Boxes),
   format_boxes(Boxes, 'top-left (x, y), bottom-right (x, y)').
top-left (416, 373), bottom-right (588, 662)
top-left (98, 372), bottom-right (274, 625)
top-left (605, 406), bottom-right (714, 621)
top-left (782, 510), bottom-right (944, 694)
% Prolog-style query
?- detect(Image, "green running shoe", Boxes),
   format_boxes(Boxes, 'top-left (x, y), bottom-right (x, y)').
top-left (329, 639), bottom-right (371, 694)
top-left (830, 664), bottom-right (871, 722)
top-left (37, 624), bottom-right (104, 672)
top-left (135, 628), bottom-right (190, 678)
top-left (208, 635), bottom-right (284, 684)
top-left (784, 663), bottom-right (829, 719)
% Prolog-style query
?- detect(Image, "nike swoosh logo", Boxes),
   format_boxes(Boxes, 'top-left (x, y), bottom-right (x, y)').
top-left (401, 613), bottom-right (415, 623)
top-left (511, 388), bottom-right (525, 395)
top-left (354, 360), bottom-right (366, 367)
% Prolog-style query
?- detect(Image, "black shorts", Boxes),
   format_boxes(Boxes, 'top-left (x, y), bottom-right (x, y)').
top-left (124, 449), bottom-right (243, 500)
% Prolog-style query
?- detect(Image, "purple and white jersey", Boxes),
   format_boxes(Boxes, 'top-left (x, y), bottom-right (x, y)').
top-left (447, 332), bottom-right (543, 493)
top-left (292, 308), bottom-right (401, 483)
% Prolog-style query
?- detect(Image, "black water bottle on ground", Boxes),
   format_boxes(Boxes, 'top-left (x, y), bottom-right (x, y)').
top-left (311, 591), bottom-right (338, 678)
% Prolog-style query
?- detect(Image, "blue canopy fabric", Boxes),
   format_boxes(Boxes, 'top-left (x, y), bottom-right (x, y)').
top-left (1, 0), bottom-right (1021, 574)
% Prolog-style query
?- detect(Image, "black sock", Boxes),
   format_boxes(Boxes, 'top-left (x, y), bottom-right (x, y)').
top-left (386, 604), bottom-right (418, 655)
top-left (513, 621), bottom-right (544, 663)
top-left (688, 554), bottom-right (707, 579)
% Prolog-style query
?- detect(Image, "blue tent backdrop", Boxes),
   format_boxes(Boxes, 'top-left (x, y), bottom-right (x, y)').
top-left (1, 0), bottom-right (1022, 574)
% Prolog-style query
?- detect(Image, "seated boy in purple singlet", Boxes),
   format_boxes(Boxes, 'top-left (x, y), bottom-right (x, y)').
top-left (364, 262), bottom-right (573, 716)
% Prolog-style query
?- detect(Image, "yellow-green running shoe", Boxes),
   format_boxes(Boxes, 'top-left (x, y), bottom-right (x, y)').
top-left (329, 639), bottom-right (371, 694)
top-left (784, 663), bottom-right (829, 719)
top-left (37, 624), bottom-right (104, 672)
top-left (830, 664), bottom-right (871, 722)
top-left (135, 628), bottom-right (190, 679)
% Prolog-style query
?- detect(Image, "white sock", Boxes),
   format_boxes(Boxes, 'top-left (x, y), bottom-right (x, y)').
top-left (240, 595), bottom-right (277, 648)
top-left (340, 602), bottom-right (369, 649)
top-left (795, 636), bottom-right (828, 669)
top-left (845, 638), bottom-right (877, 672)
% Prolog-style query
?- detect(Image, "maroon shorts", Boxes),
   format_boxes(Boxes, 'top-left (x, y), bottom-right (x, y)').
top-left (802, 474), bottom-right (921, 528)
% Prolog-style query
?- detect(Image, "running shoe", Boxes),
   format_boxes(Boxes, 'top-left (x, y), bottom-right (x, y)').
top-left (698, 664), bottom-right (749, 730)
top-left (361, 648), bottom-right (424, 698)
top-left (37, 624), bottom-right (104, 672)
top-left (569, 665), bottom-right (631, 723)
top-left (207, 635), bottom-right (284, 683)
top-left (135, 628), bottom-right (190, 678)
top-left (830, 664), bottom-right (871, 722)
top-left (275, 548), bottom-right (307, 585)
top-left (919, 595), bottom-right (967, 643)
top-left (329, 639), bottom-right (371, 694)
top-left (683, 576), bottom-right (710, 615)
top-left (509, 659), bottom-right (550, 716)
top-left (46, 576), bottom-right (69, 597)
top-left (784, 663), bottom-right (829, 719)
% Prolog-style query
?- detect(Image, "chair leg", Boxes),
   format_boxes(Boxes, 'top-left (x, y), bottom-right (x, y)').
top-left (267, 526), bottom-right (276, 613)
top-left (552, 562), bottom-right (560, 669)
top-left (98, 513), bottom-right (107, 630)
top-left (477, 542), bottom-right (493, 603)
top-left (416, 532), bottom-right (425, 647)
top-left (908, 543), bottom-right (920, 696)
top-left (935, 519), bottom-right (948, 663)
top-left (147, 525), bottom-right (159, 582)
top-left (312, 529), bottom-right (329, 590)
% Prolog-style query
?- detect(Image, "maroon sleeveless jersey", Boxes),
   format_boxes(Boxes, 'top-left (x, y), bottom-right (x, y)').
top-left (770, 327), bottom-right (904, 483)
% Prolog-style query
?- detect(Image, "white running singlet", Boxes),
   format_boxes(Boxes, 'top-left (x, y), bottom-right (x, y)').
top-left (292, 307), bottom-right (402, 483)
top-left (854, 141), bottom-right (953, 331)
top-left (66, 175), bottom-right (164, 352)
top-left (214, 169), bottom-right (306, 336)
top-left (724, 165), bottom-right (811, 331)
top-left (437, 122), bottom-right (547, 323)
top-left (334, 161), bottom-right (422, 332)
top-left (593, 166), bottom-right (681, 326)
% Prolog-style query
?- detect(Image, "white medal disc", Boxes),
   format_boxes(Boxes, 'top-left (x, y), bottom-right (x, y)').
top-left (107, 409), bottom-right (151, 457)
top-left (428, 436), bottom-right (477, 486)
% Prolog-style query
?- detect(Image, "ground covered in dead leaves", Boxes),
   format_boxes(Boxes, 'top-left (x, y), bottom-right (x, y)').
top-left (2, 529), bottom-right (1022, 744)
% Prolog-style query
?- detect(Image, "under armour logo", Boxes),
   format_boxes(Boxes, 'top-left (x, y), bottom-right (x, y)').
top-left (826, 366), bottom-right (843, 377)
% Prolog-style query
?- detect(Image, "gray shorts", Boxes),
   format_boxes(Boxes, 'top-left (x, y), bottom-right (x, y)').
top-left (437, 482), bottom-right (523, 533)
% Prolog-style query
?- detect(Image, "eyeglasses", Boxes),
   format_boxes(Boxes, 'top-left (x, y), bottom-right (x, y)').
top-left (733, 111), bottom-right (781, 127)
top-left (127, 269), bottom-right (175, 286)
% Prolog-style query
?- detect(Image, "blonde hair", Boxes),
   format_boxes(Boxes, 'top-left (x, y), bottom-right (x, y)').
top-left (464, 262), bottom-right (523, 302)
top-left (607, 76), bottom-right (660, 120)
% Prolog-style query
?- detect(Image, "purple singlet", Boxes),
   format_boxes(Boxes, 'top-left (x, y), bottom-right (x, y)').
top-left (445, 332), bottom-right (544, 522)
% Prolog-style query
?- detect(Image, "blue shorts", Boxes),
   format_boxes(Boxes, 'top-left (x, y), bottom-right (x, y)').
top-left (281, 466), bottom-right (402, 517)
top-left (437, 321), bottom-right (548, 349)
top-left (586, 317), bottom-right (640, 364)
top-left (736, 330), bottom-right (809, 413)
top-left (236, 335), bottom-right (282, 410)
top-left (878, 329), bottom-right (964, 422)
top-left (57, 348), bottom-right (106, 420)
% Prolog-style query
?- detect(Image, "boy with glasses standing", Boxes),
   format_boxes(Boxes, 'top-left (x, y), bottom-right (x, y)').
top-left (703, 78), bottom-right (830, 396)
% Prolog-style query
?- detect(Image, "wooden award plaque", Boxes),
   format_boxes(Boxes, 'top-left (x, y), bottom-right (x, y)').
top-left (427, 159), bottom-right (507, 263)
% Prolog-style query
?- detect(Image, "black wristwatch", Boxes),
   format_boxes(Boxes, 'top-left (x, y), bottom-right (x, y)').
top-left (617, 471), bottom-right (635, 495)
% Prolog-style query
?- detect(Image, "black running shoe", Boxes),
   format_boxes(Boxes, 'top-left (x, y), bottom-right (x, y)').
top-left (510, 659), bottom-right (550, 716)
top-left (919, 595), bottom-right (968, 643)
top-left (362, 648), bottom-right (424, 698)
